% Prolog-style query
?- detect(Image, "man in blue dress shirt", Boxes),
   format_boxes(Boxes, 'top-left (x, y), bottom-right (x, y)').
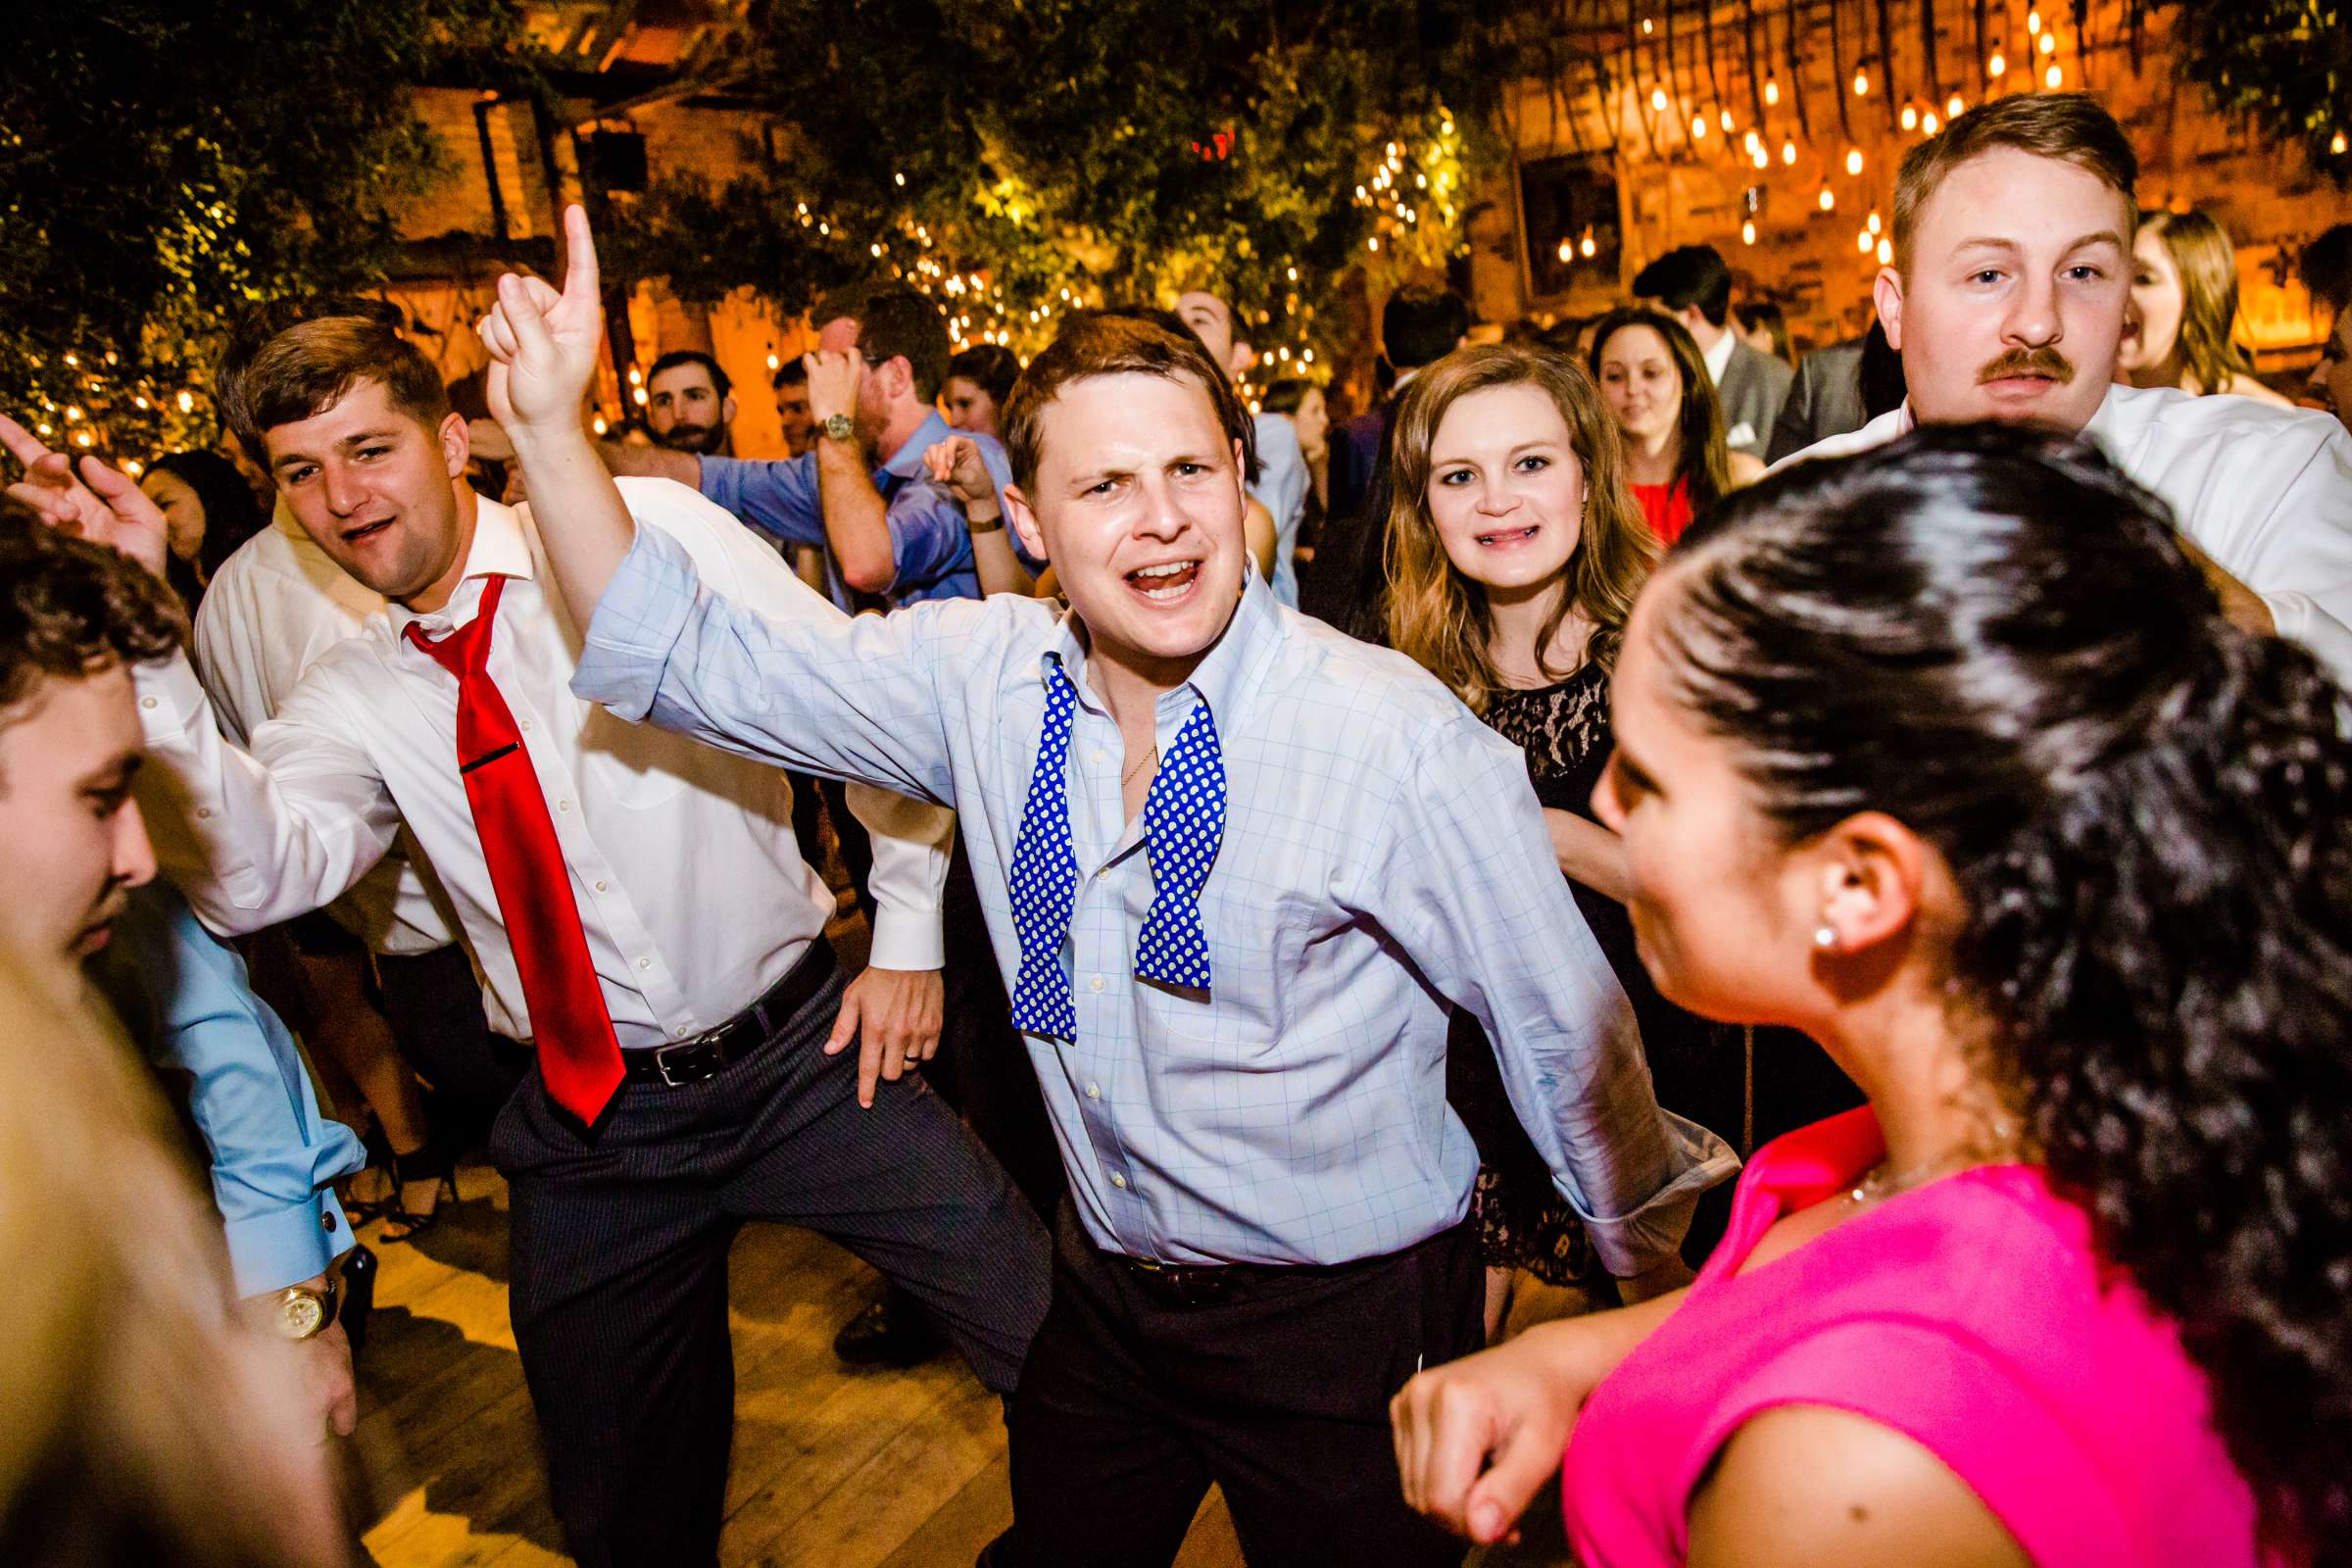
top-left (607, 282), bottom-right (1038, 606)
top-left (482, 209), bottom-right (1734, 1567)
top-left (0, 511), bottom-right (367, 1437)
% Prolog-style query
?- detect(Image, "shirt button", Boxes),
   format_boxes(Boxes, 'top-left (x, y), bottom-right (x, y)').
top-left (1091, 750), bottom-right (1108, 765)
top-left (557, 799), bottom-right (571, 812)
top-left (637, 956), bottom-right (653, 970)
top-left (195, 807), bottom-right (213, 819)
top-left (1085, 1083), bottom-right (1101, 1100)
top-left (594, 879), bottom-right (609, 893)
top-left (140, 696), bottom-right (158, 710)
top-left (1110, 1172), bottom-right (1128, 1190)
top-left (673, 1025), bottom-right (690, 1039)
top-left (1090, 975), bottom-right (1105, 993)
top-left (519, 717), bottom-right (533, 731)
top-left (321, 1211), bottom-right (338, 1233)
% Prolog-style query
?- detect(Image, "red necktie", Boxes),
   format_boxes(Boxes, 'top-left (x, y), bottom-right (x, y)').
top-left (405, 576), bottom-right (624, 1127)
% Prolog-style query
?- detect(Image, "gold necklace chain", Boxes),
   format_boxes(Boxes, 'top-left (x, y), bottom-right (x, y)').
top-left (1120, 744), bottom-right (1159, 789)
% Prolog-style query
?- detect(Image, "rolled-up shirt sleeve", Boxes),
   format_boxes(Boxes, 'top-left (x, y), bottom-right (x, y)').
top-left (699, 453), bottom-right (825, 549)
top-left (1370, 715), bottom-right (1739, 1276)
top-left (96, 885), bottom-right (366, 1296)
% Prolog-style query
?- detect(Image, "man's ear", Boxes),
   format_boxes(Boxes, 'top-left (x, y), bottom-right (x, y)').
top-left (1228, 338), bottom-right (1258, 380)
top-left (720, 393), bottom-right (738, 427)
top-left (438, 411), bottom-right (469, 480)
top-left (1004, 482), bottom-right (1049, 565)
top-left (1874, 269), bottom-right (1906, 352)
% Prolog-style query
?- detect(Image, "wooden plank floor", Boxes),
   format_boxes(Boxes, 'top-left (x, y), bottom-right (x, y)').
top-left (345, 901), bottom-right (1585, 1566)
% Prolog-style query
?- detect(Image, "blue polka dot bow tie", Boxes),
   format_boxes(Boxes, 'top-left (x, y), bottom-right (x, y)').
top-left (1005, 666), bottom-right (1227, 1038)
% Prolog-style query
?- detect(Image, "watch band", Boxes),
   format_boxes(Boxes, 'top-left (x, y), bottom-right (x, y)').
top-left (820, 412), bottom-right (855, 445)
top-left (966, 515), bottom-right (1006, 535)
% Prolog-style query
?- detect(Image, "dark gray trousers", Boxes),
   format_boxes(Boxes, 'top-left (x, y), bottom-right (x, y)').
top-left (490, 948), bottom-right (1052, 1568)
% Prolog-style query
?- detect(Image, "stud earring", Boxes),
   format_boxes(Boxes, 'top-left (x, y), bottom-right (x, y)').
top-left (1812, 924), bottom-right (1838, 951)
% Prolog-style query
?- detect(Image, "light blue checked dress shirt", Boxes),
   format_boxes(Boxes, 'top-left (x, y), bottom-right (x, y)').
top-left (574, 522), bottom-right (1736, 1273)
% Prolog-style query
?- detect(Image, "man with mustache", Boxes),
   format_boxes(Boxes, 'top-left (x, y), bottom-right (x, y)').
top-left (644, 350), bottom-right (737, 457)
top-left (1782, 94), bottom-right (2352, 683)
top-left (0, 510), bottom-right (368, 1440)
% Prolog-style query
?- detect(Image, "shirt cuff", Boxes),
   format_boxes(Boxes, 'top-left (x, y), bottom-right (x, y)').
top-left (573, 524), bottom-right (705, 722)
top-left (1567, 1112), bottom-right (1742, 1278)
top-left (867, 904), bottom-right (947, 971)
top-left (134, 650), bottom-right (213, 742)
top-left (224, 1192), bottom-right (355, 1298)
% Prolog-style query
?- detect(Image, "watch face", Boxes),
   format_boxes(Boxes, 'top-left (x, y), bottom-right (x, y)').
top-left (824, 414), bottom-right (855, 443)
top-left (280, 1290), bottom-right (326, 1340)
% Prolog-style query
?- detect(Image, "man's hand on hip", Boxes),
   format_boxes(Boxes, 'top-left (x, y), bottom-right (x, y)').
top-left (825, 965), bottom-right (946, 1107)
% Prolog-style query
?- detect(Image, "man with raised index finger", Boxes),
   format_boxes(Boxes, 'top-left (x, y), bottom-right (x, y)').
top-left (6, 206), bottom-right (1051, 1568)
top-left (486, 207), bottom-right (1734, 1568)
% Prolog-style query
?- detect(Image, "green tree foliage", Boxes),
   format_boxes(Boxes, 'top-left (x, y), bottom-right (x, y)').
top-left (603, 0), bottom-right (1537, 384)
top-left (2164, 0), bottom-right (2352, 185)
top-left (0, 1), bottom-right (527, 459)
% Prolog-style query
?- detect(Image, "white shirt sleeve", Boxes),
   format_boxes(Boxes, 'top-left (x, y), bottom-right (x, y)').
top-left (601, 478), bottom-right (954, 971)
top-left (134, 649), bottom-right (402, 940)
top-left (2223, 424), bottom-right (2352, 685)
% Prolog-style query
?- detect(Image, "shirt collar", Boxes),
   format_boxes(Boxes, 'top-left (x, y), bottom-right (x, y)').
top-left (880, 409), bottom-right (956, 482)
top-left (388, 494), bottom-right (535, 632)
top-left (1886, 385), bottom-right (2122, 445)
top-left (1702, 328), bottom-right (1738, 385)
top-left (1037, 564), bottom-right (1286, 739)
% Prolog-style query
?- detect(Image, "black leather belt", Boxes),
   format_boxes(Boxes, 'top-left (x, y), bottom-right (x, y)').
top-left (620, 941), bottom-right (839, 1088)
top-left (1101, 1217), bottom-right (1476, 1308)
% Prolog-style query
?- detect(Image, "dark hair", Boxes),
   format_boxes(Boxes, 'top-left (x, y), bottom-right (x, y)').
top-left (0, 515), bottom-right (185, 730)
top-left (1002, 311), bottom-right (1255, 495)
top-left (1860, 318), bottom-right (1909, 418)
top-left (1733, 301), bottom-right (1789, 362)
top-left (2299, 222), bottom-right (2352, 318)
top-left (1382, 287), bottom-right (1472, 371)
top-left (813, 283), bottom-right (951, 403)
top-left (1894, 93), bottom-right (2137, 273)
top-left (646, 349), bottom-right (730, 399)
top-left (1589, 306), bottom-right (1737, 518)
top-left (215, 297), bottom-right (406, 453)
top-left (945, 344), bottom-right (1020, 410)
top-left (1631, 245), bottom-right (1734, 328)
top-left (770, 357), bottom-right (808, 391)
top-left (1664, 424), bottom-right (2352, 1564)
top-left (147, 451), bottom-right (267, 586)
top-left (218, 316), bottom-right (453, 467)
top-left (1257, 377), bottom-right (1318, 416)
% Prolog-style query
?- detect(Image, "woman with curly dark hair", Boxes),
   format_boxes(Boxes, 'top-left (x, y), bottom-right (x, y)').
top-left (1394, 424), bottom-right (2348, 1566)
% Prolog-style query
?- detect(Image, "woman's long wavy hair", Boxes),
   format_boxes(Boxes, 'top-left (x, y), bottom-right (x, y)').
top-left (1664, 424), bottom-right (2352, 1562)
top-left (1384, 343), bottom-right (1654, 712)
top-left (1588, 307), bottom-right (1736, 520)
top-left (2140, 208), bottom-right (2261, 397)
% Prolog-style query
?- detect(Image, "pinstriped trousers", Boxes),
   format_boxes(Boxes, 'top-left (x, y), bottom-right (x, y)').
top-left (490, 946), bottom-right (1053, 1568)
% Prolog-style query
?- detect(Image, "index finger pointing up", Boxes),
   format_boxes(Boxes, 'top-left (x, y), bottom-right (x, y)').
top-left (560, 203), bottom-right (601, 311)
top-left (0, 413), bottom-right (55, 469)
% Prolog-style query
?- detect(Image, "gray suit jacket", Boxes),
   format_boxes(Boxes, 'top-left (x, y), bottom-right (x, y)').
top-left (1716, 338), bottom-right (1796, 460)
top-left (1765, 339), bottom-right (1870, 466)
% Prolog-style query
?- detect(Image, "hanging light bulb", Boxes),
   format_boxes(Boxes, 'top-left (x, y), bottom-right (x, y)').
top-left (1752, 145), bottom-right (1770, 169)
top-left (1720, 107), bottom-right (1736, 132)
top-left (1858, 227), bottom-right (1874, 253)
top-left (1642, 15), bottom-right (1654, 33)
top-left (2334, 130), bottom-right (2350, 156)
top-left (1877, 238), bottom-right (1894, 266)
top-left (1819, 186), bottom-right (1837, 212)
top-left (1651, 85), bottom-right (1670, 113)
top-left (1764, 77), bottom-right (1781, 107)
top-left (1692, 114), bottom-right (1708, 140)
top-left (2044, 63), bottom-right (2062, 88)
top-left (1868, 210), bottom-right (1883, 234)
top-left (2028, 8), bottom-right (2042, 32)
top-left (1581, 229), bottom-right (1597, 258)
top-left (1782, 137), bottom-right (1797, 165)
top-left (1901, 104), bottom-right (1919, 130)
top-left (1988, 50), bottom-right (2006, 77)
top-left (1741, 219), bottom-right (1757, 245)
top-left (1923, 110), bottom-right (1941, 134)
top-left (1853, 69), bottom-right (1870, 97)
top-left (2038, 30), bottom-right (2056, 54)
top-left (1948, 92), bottom-right (1966, 116)
top-left (1558, 238), bottom-right (1575, 263)
top-left (1845, 147), bottom-right (1865, 175)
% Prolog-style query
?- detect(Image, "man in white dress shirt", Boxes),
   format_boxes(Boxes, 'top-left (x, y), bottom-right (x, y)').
top-left (1778, 93), bottom-right (2352, 683)
top-left (5, 311), bottom-right (1050, 1568)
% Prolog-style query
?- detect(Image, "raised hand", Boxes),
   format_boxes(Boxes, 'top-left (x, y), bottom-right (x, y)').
top-left (922, 435), bottom-right (998, 508)
top-left (476, 203), bottom-right (603, 434)
top-left (0, 414), bottom-right (171, 578)
top-left (803, 349), bottom-right (864, 437)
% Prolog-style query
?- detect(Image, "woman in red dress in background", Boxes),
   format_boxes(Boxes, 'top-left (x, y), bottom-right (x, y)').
top-left (1590, 308), bottom-right (1762, 545)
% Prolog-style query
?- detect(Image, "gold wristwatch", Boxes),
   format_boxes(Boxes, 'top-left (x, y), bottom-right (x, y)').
top-left (269, 1276), bottom-right (340, 1341)
top-left (820, 412), bottom-right (855, 444)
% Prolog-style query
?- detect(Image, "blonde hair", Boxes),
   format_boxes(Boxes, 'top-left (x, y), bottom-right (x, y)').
top-left (0, 955), bottom-right (344, 1567)
top-left (1385, 343), bottom-right (1656, 713)
top-left (2141, 209), bottom-right (2259, 396)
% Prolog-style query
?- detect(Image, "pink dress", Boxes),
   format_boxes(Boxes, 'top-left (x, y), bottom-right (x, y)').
top-left (1560, 1107), bottom-right (2265, 1567)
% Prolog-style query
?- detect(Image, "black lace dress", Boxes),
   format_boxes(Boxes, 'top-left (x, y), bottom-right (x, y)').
top-left (1447, 662), bottom-right (1744, 1277)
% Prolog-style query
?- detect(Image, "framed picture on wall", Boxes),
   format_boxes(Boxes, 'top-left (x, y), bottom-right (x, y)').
top-left (1516, 152), bottom-right (1623, 305)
